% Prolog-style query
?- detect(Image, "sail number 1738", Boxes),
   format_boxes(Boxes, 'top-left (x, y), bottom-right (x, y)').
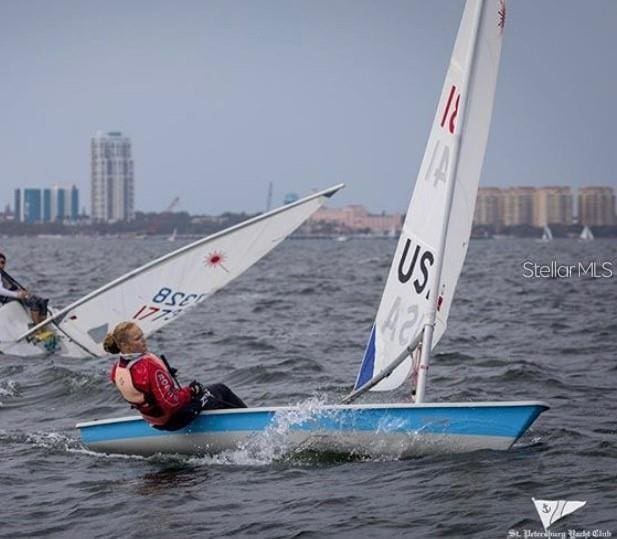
top-left (132, 287), bottom-right (206, 322)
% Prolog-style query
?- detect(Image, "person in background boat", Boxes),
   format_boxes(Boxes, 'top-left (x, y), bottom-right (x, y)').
top-left (104, 321), bottom-right (246, 431)
top-left (0, 252), bottom-right (49, 325)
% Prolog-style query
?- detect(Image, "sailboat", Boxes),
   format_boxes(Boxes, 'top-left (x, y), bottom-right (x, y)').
top-left (579, 225), bottom-right (594, 241)
top-left (168, 228), bottom-right (177, 242)
top-left (77, 0), bottom-right (548, 458)
top-left (0, 185), bottom-right (344, 358)
top-left (541, 225), bottom-right (553, 242)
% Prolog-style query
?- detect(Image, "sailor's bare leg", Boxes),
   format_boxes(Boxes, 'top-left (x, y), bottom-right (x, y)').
top-left (31, 310), bottom-right (46, 325)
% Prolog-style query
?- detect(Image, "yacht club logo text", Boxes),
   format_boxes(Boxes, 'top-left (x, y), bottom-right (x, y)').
top-left (522, 260), bottom-right (614, 279)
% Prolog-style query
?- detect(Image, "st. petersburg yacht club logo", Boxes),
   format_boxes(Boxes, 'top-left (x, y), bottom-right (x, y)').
top-left (531, 497), bottom-right (586, 531)
top-left (507, 497), bottom-right (613, 538)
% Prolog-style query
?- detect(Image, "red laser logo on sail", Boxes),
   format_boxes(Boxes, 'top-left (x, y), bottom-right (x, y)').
top-left (204, 251), bottom-right (230, 272)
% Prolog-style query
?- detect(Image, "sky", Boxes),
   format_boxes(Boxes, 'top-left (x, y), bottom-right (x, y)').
top-left (1, 0), bottom-right (616, 215)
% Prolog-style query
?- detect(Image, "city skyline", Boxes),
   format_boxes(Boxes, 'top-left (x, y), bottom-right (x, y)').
top-left (4, 182), bottom-right (614, 221)
top-left (1, 1), bottom-right (616, 215)
top-left (474, 185), bottom-right (616, 227)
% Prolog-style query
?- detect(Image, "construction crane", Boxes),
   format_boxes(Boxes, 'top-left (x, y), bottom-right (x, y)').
top-left (165, 196), bottom-right (180, 213)
top-left (147, 196), bottom-right (180, 234)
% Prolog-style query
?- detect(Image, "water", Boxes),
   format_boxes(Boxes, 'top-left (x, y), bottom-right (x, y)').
top-left (1, 236), bottom-right (616, 538)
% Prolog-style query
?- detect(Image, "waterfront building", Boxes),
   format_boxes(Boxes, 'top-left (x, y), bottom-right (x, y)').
top-left (14, 188), bottom-right (42, 223)
top-left (534, 186), bottom-right (573, 226)
top-left (13, 185), bottom-right (79, 223)
top-left (502, 187), bottom-right (536, 226)
top-left (91, 131), bottom-right (134, 222)
top-left (309, 205), bottom-right (402, 235)
top-left (473, 187), bottom-right (503, 227)
top-left (14, 189), bottom-right (22, 222)
top-left (23, 189), bottom-right (42, 223)
top-left (578, 186), bottom-right (615, 226)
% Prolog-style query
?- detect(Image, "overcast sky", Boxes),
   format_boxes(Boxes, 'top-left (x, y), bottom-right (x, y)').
top-left (2, 0), bottom-right (615, 215)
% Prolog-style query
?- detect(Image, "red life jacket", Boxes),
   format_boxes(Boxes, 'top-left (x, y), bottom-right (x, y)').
top-left (111, 353), bottom-right (193, 427)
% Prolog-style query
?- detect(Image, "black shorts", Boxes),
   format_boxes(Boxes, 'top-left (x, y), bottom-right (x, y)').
top-left (22, 295), bottom-right (48, 315)
top-left (153, 384), bottom-right (247, 432)
top-left (200, 383), bottom-right (247, 410)
top-left (154, 401), bottom-right (202, 431)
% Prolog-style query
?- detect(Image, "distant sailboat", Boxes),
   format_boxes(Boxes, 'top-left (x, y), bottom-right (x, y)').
top-left (579, 225), bottom-right (594, 241)
top-left (541, 225), bottom-right (553, 242)
top-left (168, 228), bottom-right (177, 242)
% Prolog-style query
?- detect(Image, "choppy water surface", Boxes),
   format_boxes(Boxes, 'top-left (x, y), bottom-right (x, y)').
top-left (1, 236), bottom-right (616, 538)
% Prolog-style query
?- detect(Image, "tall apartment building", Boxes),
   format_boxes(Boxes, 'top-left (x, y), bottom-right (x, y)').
top-left (91, 131), bottom-right (134, 222)
top-left (578, 187), bottom-right (615, 226)
top-left (473, 187), bottom-right (503, 227)
top-left (534, 186), bottom-right (573, 226)
top-left (14, 185), bottom-right (79, 223)
top-left (502, 187), bottom-right (536, 226)
top-left (15, 188), bottom-right (41, 224)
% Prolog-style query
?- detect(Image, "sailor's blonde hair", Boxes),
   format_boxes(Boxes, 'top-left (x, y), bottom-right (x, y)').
top-left (103, 321), bottom-right (139, 354)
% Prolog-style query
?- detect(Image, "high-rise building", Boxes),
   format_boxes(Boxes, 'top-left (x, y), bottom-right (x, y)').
top-left (23, 189), bottom-right (42, 223)
top-left (534, 186), bottom-right (573, 226)
top-left (14, 185), bottom-right (80, 223)
top-left (502, 187), bottom-right (536, 226)
top-left (71, 185), bottom-right (79, 221)
top-left (43, 189), bottom-right (52, 222)
top-left (473, 187), bottom-right (503, 227)
top-left (578, 187), bottom-right (615, 226)
top-left (14, 189), bottom-right (21, 222)
top-left (91, 131), bottom-right (134, 222)
top-left (49, 184), bottom-right (79, 222)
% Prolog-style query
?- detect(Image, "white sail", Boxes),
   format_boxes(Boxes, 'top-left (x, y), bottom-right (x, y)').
top-left (542, 225), bottom-right (553, 241)
top-left (0, 302), bottom-right (85, 357)
top-left (580, 225), bottom-right (594, 241)
top-left (9, 184), bottom-right (343, 357)
top-left (355, 0), bottom-right (505, 391)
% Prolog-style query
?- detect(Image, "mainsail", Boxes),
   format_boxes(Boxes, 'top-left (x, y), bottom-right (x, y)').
top-left (355, 0), bottom-right (505, 392)
top-left (8, 184), bottom-right (343, 357)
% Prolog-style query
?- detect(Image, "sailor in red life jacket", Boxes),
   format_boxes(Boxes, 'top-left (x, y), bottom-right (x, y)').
top-left (104, 321), bottom-right (246, 431)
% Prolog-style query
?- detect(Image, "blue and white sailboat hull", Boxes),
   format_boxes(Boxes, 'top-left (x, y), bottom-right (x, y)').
top-left (77, 401), bottom-right (549, 458)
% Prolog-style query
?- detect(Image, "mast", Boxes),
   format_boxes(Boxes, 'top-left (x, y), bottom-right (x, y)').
top-left (414, 0), bottom-right (485, 404)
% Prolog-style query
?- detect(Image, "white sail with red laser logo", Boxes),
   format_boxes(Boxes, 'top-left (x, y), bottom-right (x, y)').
top-left (2, 184), bottom-right (344, 357)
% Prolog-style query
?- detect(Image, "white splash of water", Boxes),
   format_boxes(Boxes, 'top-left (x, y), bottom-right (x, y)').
top-left (0, 379), bottom-right (19, 406)
top-left (192, 396), bottom-right (332, 466)
top-left (9, 430), bottom-right (83, 452)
